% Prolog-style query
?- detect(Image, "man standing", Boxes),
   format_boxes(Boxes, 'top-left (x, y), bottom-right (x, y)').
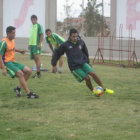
top-left (0, 26), bottom-right (39, 98)
top-left (29, 15), bottom-right (44, 78)
top-left (51, 28), bottom-right (114, 95)
top-left (45, 29), bottom-right (65, 73)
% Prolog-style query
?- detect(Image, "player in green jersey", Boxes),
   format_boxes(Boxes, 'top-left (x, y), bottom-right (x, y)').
top-left (45, 29), bottom-right (65, 73)
top-left (28, 15), bottom-right (44, 78)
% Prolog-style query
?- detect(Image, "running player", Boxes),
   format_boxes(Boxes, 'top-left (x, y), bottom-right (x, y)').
top-left (51, 28), bottom-right (114, 95)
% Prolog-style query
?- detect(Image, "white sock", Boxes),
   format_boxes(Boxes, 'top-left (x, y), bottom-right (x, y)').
top-left (58, 67), bottom-right (62, 72)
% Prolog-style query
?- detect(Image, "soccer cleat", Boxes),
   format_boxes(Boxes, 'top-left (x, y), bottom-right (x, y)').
top-left (37, 74), bottom-right (41, 78)
top-left (27, 92), bottom-right (39, 99)
top-left (58, 70), bottom-right (62, 73)
top-left (14, 86), bottom-right (21, 97)
top-left (32, 73), bottom-right (37, 78)
top-left (32, 73), bottom-right (41, 78)
top-left (104, 88), bottom-right (114, 94)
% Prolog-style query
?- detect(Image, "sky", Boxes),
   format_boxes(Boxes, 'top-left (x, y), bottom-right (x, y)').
top-left (57, 0), bottom-right (110, 21)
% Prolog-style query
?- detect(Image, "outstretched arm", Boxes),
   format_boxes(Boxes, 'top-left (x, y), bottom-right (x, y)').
top-left (15, 49), bottom-right (25, 54)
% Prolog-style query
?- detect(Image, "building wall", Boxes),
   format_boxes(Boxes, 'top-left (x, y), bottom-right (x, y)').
top-left (0, 0), bottom-right (139, 61)
top-left (110, 0), bottom-right (140, 61)
top-left (0, 0), bottom-right (57, 53)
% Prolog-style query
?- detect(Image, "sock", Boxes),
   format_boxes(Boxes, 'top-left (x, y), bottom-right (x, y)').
top-left (58, 67), bottom-right (62, 72)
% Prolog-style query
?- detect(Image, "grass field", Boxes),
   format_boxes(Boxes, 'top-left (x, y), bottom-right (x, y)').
top-left (0, 54), bottom-right (140, 140)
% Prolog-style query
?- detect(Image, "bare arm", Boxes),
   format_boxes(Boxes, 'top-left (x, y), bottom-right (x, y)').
top-left (0, 55), bottom-right (7, 76)
top-left (15, 49), bottom-right (25, 54)
top-left (48, 43), bottom-right (54, 54)
top-left (37, 34), bottom-right (44, 50)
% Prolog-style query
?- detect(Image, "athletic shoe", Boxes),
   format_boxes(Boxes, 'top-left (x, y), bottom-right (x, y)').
top-left (104, 88), bottom-right (114, 94)
top-left (27, 92), bottom-right (39, 99)
top-left (58, 70), bottom-right (62, 73)
top-left (14, 86), bottom-right (21, 97)
top-left (32, 73), bottom-right (41, 78)
top-left (37, 74), bottom-right (41, 78)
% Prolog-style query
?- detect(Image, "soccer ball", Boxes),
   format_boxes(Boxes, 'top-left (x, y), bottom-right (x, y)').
top-left (93, 86), bottom-right (104, 97)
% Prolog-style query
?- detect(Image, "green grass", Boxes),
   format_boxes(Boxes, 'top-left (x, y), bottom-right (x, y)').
top-left (0, 54), bottom-right (140, 140)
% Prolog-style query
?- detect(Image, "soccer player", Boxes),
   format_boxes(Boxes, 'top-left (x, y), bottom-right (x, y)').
top-left (0, 26), bottom-right (39, 98)
top-left (45, 29), bottom-right (65, 73)
top-left (28, 15), bottom-right (44, 78)
top-left (51, 28), bottom-right (114, 95)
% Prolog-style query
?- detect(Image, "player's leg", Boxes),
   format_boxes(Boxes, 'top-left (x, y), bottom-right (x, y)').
top-left (84, 75), bottom-right (93, 91)
top-left (6, 66), bottom-right (30, 96)
top-left (89, 71), bottom-right (104, 89)
top-left (72, 68), bottom-right (93, 92)
top-left (17, 66), bottom-right (32, 88)
top-left (16, 70), bottom-right (39, 98)
top-left (22, 66), bottom-right (32, 81)
top-left (34, 54), bottom-right (41, 76)
top-left (16, 70), bottom-right (30, 94)
top-left (52, 66), bottom-right (57, 73)
top-left (82, 63), bottom-right (104, 89)
top-left (58, 56), bottom-right (63, 73)
top-left (5, 62), bottom-right (22, 96)
top-left (86, 64), bottom-right (114, 94)
top-left (5, 62), bottom-right (39, 98)
top-left (31, 46), bottom-right (41, 78)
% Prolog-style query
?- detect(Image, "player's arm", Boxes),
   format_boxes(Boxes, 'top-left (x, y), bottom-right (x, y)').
top-left (0, 55), bottom-right (7, 76)
top-left (15, 49), bottom-right (25, 54)
top-left (45, 37), bottom-right (54, 55)
top-left (82, 41), bottom-right (90, 63)
top-left (0, 41), bottom-right (7, 75)
top-left (38, 33), bottom-right (44, 50)
top-left (38, 25), bottom-right (44, 50)
top-left (48, 43), bottom-right (54, 54)
top-left (54, 35), bottom-right (60, 49)
top-left (55, 34), bottom-right (65, 48)
top-left (56, 43), bottom-right (59, 49)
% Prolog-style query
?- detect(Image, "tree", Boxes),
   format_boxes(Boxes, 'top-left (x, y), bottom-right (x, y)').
top-left (84, 0), bottom-right (103, 37)
top-left (64, 0), bottom-right (73, 35)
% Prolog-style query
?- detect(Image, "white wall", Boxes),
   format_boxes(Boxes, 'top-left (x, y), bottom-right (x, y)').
top-left (116, 0), bottom-right (140, 40)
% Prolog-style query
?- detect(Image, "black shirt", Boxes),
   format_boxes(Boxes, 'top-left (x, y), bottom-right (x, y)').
top-left (51, 38), bottom-right (89, 71)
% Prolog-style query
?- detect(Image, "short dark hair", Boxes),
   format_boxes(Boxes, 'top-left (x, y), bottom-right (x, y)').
top-left (45, 29), bottom-right (52, 33)
top-left (6, 26), bottom-right (16, 34)
top-left (31, 15), bottom-right (38, 20)
top-left (69, 28), bottom-right (78, 36)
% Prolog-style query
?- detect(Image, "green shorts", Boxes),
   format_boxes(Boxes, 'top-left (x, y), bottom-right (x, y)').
top-left (5, 61), bottom-right (25, 78)
top-left (30, 45), bottom-right (42, 59)
top-left (72, 63), bottom-right (94, 82)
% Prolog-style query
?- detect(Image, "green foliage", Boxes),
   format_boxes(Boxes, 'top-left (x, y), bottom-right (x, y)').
top-left (0, 54), bottom-right (140, 140)
top-left (84, 0), bottom-right (103, 36)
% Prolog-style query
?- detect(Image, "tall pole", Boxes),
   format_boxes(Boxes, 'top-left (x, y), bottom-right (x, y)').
top-left (81, 0), bottom-right (84, 37)
top-left (102, 0), bottom-right (104, 36)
